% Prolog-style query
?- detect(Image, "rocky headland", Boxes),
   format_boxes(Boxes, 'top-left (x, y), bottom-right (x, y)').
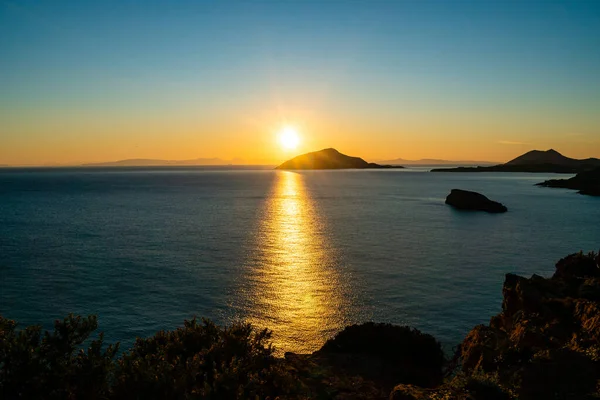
top-left (276, 148), bottom-right (402, 170)
top-left (432, 149), bottom-right (600, 174)
top-left (389, 249), bottom-right (600, 399)
top-left (536, 167), bottom-right (600, 196)
top-left (445, 189), bottom-right (508, 213)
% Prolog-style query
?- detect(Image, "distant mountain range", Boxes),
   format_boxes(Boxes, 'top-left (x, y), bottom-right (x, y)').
top-left (81, 157), bottom-right (247, 167)
top-left (376, 158), bottom-right (495, 166)
top-left (432, 149), bottom-right (600, 173)
top-left (277, 148), bottom-right (402, 170)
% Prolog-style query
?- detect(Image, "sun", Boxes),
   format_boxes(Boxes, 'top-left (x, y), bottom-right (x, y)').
top-left (279, 126), bottom-right (300, 150)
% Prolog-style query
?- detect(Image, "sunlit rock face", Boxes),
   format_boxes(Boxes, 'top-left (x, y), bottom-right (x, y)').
top-left (237, 171), bottom-right (354, 354)
top-left (456, 251), bottom-right (600, 399)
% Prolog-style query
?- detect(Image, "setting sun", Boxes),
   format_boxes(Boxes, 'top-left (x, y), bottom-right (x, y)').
top-left (279, 126), bottom-right (300, 150)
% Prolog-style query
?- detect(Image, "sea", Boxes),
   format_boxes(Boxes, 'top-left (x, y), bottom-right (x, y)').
top-left (1, 167), bottom-right (598, 354)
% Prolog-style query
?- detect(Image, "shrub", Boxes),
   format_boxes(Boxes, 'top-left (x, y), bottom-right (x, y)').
top-left (111, 318), bottom-right (295, 399)
top-left (318, 322), bottom-right (445, 387)
top-left (0, 315), bottom-right (297, 400)
top-left (0, 314), bottom-right (117, 399)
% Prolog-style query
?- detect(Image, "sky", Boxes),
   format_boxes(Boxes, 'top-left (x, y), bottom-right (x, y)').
top-left (1, 0), bottom-right (599, 165)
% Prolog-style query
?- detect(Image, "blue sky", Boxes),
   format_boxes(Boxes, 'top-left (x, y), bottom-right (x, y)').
top-left (1, 0), bottom-right (599, 164)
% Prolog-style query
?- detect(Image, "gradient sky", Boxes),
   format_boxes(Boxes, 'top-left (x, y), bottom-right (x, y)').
top-left (1, 0), bottom-right (599, 165)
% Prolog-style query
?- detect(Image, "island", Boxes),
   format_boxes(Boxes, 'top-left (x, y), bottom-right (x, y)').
top-left (445, 189), bottom-right (507, 213)
top-left (431, 149), bottom-right (600, 173)
top-left (276, 148), bottom-right (402, 170)
top-left (536, 167), bottom-right (600, 196)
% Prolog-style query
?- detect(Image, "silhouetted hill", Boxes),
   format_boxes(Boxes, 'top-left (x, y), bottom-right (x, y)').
top-left (432, 149), bottom-right (600, 173)
top-left (276, 148), bottom-right (401, 170)
top-left (536, 167), bottom-right (600, 196)
top-left (82, 157), bottom-right (245, 167)
top-left (506, 149), bottom-right (600, 167)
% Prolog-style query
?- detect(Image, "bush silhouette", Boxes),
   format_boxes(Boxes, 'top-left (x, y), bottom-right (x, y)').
top-left (319, 322), bottom-right (445, 387)
top-left (112, 318), bottom-right (294, 399)
top-left (0, 314), bottom-right (117, 399)
top-left (0, 315), bottom-right (296, 399)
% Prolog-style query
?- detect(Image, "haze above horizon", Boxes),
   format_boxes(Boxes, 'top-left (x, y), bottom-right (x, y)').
top-left (1, 1), bottom-right (599, 166)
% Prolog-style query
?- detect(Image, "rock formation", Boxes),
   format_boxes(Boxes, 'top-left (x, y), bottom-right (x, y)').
top-left (445, 189), bottom-right (508, 213)
top-left (536, 167), bottom-right (600, 196)
top-left (285, 322), bottom-right (445, 399)
top-left (390, 250), bottom-right (600, 400)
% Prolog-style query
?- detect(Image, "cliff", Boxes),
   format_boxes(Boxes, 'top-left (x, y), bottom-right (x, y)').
top-left (391, 250), bottom-right (600, 399)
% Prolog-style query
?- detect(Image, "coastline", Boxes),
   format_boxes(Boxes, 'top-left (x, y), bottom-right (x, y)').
top-left (2, 249), bottom-right (599, 399)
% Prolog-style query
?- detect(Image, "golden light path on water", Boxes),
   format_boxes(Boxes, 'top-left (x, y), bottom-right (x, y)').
top-left (241, 171), bottom-right (352, 354)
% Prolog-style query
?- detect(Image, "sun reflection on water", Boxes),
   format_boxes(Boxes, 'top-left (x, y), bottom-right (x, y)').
top-left (241, 171), bottom-right (350, 354)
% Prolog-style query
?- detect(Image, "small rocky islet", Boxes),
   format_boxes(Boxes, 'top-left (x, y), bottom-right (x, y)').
top-left (445, 189), bottom-right (508, 213)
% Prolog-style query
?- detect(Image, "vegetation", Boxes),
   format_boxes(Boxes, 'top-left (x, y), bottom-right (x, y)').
top-left (0, 316), bottom-right (296, 399)
top-left (1, 316), bottom-right (444, 399)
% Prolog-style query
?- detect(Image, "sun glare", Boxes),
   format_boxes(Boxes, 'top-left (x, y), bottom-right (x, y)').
top-left (279, 126), bottom-right (300, 150)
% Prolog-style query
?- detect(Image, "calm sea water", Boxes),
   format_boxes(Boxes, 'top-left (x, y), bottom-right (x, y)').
top-left (1, 167), bottom-right (598, 353)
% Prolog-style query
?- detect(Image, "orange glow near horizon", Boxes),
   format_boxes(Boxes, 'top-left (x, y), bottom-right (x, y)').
top-left (1, 108), bottom-right (599, 166)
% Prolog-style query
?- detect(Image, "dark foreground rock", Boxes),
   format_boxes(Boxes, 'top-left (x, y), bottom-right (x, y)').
top-left (285, 323), bottom-right (445, 399)
top-left (536, 167), bottom-right (600, 196)
top-left (445, 189), bottom-right (508, 213)
top-left (391, 249), bottom-right (600, 400)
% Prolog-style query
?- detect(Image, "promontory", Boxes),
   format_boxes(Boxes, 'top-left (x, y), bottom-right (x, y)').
top-left (536, 167), bottom-right (600, 196)
top-left (431, 149), bottom-right (600, 173)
